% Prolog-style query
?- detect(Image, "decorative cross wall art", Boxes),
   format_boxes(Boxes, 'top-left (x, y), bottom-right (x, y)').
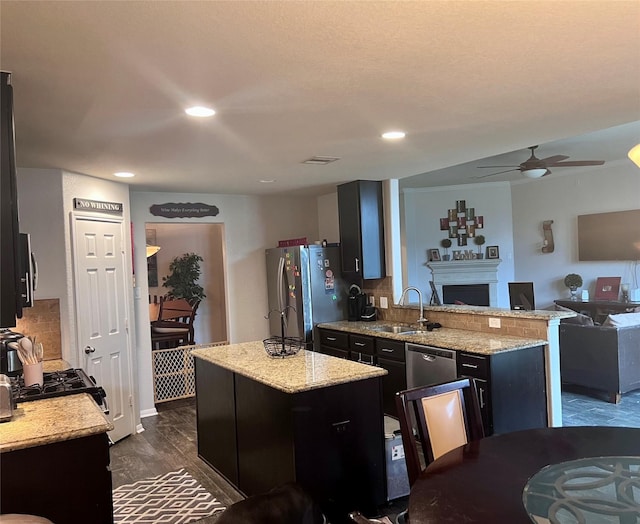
top-left (439, 200), bottom-right (484, 246)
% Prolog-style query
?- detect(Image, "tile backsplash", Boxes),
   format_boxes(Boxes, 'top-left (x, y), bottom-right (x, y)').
top-left (362, 277), bottom-right (549, 340)
top-left (15, 298), bottom-right (62, 360)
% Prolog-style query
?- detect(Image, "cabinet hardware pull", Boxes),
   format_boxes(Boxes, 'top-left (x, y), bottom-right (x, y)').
top-left (462, 363), bottom-right (478, 368)
top-left (355, 258), bottom-right (360, 272)
top-left (354, 342), bottom-right (365, 346)
top-left (381, 348), bottom-right (393, 353)
top-left (327, 337), bottom-right (337, 341)
top-left (479, 388), bottom-right (485, 408)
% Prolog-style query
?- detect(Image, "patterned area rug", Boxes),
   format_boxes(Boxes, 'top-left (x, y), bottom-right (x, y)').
top-left (113, 468), bottom-right (226, 523)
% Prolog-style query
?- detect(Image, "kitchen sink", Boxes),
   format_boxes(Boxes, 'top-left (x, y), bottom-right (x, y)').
top-left (370, 324), bottom-right (420, 335)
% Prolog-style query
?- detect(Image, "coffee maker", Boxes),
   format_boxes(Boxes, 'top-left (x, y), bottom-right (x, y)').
top-left (348, 284), bottom-right (368, 321)
top-left (0, 329), bottom-right (24, 377)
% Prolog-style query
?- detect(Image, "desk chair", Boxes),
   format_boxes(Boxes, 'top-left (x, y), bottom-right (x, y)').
top-left (151, 298), bottom-right (200, 350)
top-left (395, 377), bottom-right (485, 486)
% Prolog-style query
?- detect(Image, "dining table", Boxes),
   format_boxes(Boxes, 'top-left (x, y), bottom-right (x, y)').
top-left (408, 426), bottom-right (640, 523)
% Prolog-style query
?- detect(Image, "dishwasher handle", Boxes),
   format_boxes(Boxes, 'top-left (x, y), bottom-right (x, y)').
top-left (407, 343), bottom-right (456, 360)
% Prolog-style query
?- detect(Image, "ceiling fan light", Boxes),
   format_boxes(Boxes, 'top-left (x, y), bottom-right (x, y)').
top-left (628, 144), bottom-right (640, 168)
top-left (522, 168), bottom-right (547, 179)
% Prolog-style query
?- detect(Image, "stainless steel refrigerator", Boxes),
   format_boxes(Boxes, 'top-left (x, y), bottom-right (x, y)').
top-left (265, 245), bottom-right (346, 347)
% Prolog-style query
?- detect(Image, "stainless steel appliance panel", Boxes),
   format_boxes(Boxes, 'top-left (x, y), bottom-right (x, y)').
top-left (266, 245), bottom-right (345, 346)
top-left (406, 344), bottom-right (457, 389)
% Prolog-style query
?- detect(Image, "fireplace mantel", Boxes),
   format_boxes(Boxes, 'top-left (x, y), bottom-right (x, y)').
top-left (427, 259), bottom-right (501, 306)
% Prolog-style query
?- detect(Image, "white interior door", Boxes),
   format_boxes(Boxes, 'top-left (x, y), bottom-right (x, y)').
top-left (73, 216), bottom-right (133, 443)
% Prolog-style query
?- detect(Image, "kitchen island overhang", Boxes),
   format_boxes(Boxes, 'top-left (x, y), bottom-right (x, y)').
top-left (192, 342), bottom-right (388, 521)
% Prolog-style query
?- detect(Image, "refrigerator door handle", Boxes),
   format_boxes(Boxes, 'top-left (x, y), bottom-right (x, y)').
top-left (277, 256), bottom-right (286, 313)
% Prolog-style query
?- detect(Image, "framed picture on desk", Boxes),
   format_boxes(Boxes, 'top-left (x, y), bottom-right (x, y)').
top-left (594, 276), bottom-right (621, 301)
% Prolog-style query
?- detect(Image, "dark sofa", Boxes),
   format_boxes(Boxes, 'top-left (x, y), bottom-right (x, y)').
top-left (559, 323), bottom-right (640, 403)
top-left (560, 323), bottom-right (640, 404)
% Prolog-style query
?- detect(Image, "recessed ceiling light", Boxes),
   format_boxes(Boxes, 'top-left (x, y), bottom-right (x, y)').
top-left (259, 179), bottom-right (275, 184)
top-left (185, 106), bottom-right (216, 117)
top-left (114, 172), bottom-right (135, 178)
top-left (382, 131), bottom-right (406, 140)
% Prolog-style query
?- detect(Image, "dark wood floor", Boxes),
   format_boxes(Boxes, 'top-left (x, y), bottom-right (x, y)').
top-left (109, 398), bottom-right (243, 523)
top-left (110, 387), bottom-right (640, 523)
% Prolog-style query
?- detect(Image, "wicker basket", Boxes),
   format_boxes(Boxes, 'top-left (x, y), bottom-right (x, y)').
top-left (263, 336), bottom-right (304, 358)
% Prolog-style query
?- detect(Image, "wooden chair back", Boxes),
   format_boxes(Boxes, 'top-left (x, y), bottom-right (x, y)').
top-left (151, 299), bottom-right (200, 349)
top-left (395, 377), bottom-right (485, 486)
top-left (158, 298), bottom-right (194, 321)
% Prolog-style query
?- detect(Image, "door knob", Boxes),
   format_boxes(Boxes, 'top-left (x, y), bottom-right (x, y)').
top-left (84, 345), bottom-right (96, 354)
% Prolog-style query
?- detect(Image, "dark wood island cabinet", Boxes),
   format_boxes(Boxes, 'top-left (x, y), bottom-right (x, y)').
top-left (193, 342), bottom-right (388, 522)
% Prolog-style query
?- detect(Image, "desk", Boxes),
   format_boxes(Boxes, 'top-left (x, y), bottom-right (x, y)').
top-left (555, 300), bottom-right (640, 324)
top-left (408, 426), bottom-right (640, 523)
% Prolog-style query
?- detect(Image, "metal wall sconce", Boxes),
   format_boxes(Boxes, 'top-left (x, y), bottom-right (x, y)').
top-left (542, 220), bottom-right (554, 253)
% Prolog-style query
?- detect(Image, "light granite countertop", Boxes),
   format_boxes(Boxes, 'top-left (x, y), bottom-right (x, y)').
top-left (317, 320), bottom-right (547, 355)
top-left (0, 393), bottom-right (113, 453)
top-left (191, 341), bottom-right (387, 393)
top-left (404, 304), bottom-right (574, 320)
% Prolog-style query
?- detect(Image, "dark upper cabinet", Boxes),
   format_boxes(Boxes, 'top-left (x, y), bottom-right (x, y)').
top-left (1, 71), bottom-right (21, 328)
top-left (337, 180), bottom-right (385, 279)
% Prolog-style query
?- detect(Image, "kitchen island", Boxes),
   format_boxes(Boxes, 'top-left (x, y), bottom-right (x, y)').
top-left (192, 341), bottom-right (388, 521)
top-left (0, 392), bottom-right (114, 523)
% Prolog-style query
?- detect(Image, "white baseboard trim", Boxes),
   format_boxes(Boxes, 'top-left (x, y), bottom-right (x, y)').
top-left (140, 408), bottom-right (158, 419)
top-left (135, 423), bottom-right (145, 434)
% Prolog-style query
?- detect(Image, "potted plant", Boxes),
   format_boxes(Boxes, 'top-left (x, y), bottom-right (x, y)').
top-left (563, 273), bottom-right (583, 301)
top-left (474, 235), bottom-right (486, 259)
top-left (440, 238), bottom-right (452, 261)
top-left (162, 252), bottom-right (206, 304)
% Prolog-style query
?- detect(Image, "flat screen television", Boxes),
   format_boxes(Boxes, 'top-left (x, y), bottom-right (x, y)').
top-left (509, 282), bottom-right (535, 311)
top-left (577, 209), bottom-right (640, 261)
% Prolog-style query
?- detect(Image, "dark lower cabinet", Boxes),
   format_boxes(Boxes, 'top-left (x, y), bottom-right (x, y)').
top-left (317, 328), bottom-right (408, 418)
top-left (317, 327), bottom-right (548, 434)
top-left (375, 338), bottom-right (406, 418)
top-left (458, 346), bottom-right (547, 435)
top-left (321, 345), bottom-right (349, 359)
top-left (195, 358), bottom-right (386, 522)
top-left (0, 433), bottom-right (113, 523)
top-left (378, 356), bottom-right (406, 417)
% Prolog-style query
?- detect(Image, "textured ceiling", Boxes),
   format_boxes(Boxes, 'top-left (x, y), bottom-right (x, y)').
top-left (1, 1), bottom-right (639, 196)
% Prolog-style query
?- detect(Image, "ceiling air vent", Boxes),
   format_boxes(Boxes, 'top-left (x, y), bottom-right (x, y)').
top-left (302, 156), bottom-right (340, 165)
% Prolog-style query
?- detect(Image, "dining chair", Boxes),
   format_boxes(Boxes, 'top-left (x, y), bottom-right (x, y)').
top-left (150, 298), bottom-right (200, 349)
top-left (395, 377), bottom-right (485, 487)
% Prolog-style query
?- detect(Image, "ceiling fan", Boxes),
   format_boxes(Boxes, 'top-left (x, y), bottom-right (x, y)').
top-left (476, 146), bottom-right (605, 179)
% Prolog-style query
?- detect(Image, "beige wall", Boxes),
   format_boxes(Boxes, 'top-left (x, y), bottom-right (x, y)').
top-left (130, 191), bottom-right (320, 416)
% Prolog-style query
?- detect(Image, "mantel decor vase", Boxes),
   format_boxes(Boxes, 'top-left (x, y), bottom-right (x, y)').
top-left (569, 286), bottom-right (578, 301)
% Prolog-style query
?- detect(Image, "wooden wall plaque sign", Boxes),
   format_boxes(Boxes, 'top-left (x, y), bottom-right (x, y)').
top-left (150, 202), bottom-right (219, 218)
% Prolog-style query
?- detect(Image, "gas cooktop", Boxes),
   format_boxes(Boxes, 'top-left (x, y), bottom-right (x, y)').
top-left (11, 368), bottom-right (107, 412)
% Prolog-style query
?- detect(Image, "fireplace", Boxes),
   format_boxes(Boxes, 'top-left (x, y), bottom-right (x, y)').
top-left (442, 284), bottom-right (489, 306)
top-left (427, 259), bottom-right (501, 307)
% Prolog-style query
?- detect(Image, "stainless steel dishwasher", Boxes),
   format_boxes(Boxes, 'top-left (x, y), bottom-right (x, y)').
top-left (406, 343), bottom-right (457, 389)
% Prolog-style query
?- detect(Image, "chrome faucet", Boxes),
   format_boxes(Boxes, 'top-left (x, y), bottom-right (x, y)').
top-left (400, 286), bottom-right (428, 331)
